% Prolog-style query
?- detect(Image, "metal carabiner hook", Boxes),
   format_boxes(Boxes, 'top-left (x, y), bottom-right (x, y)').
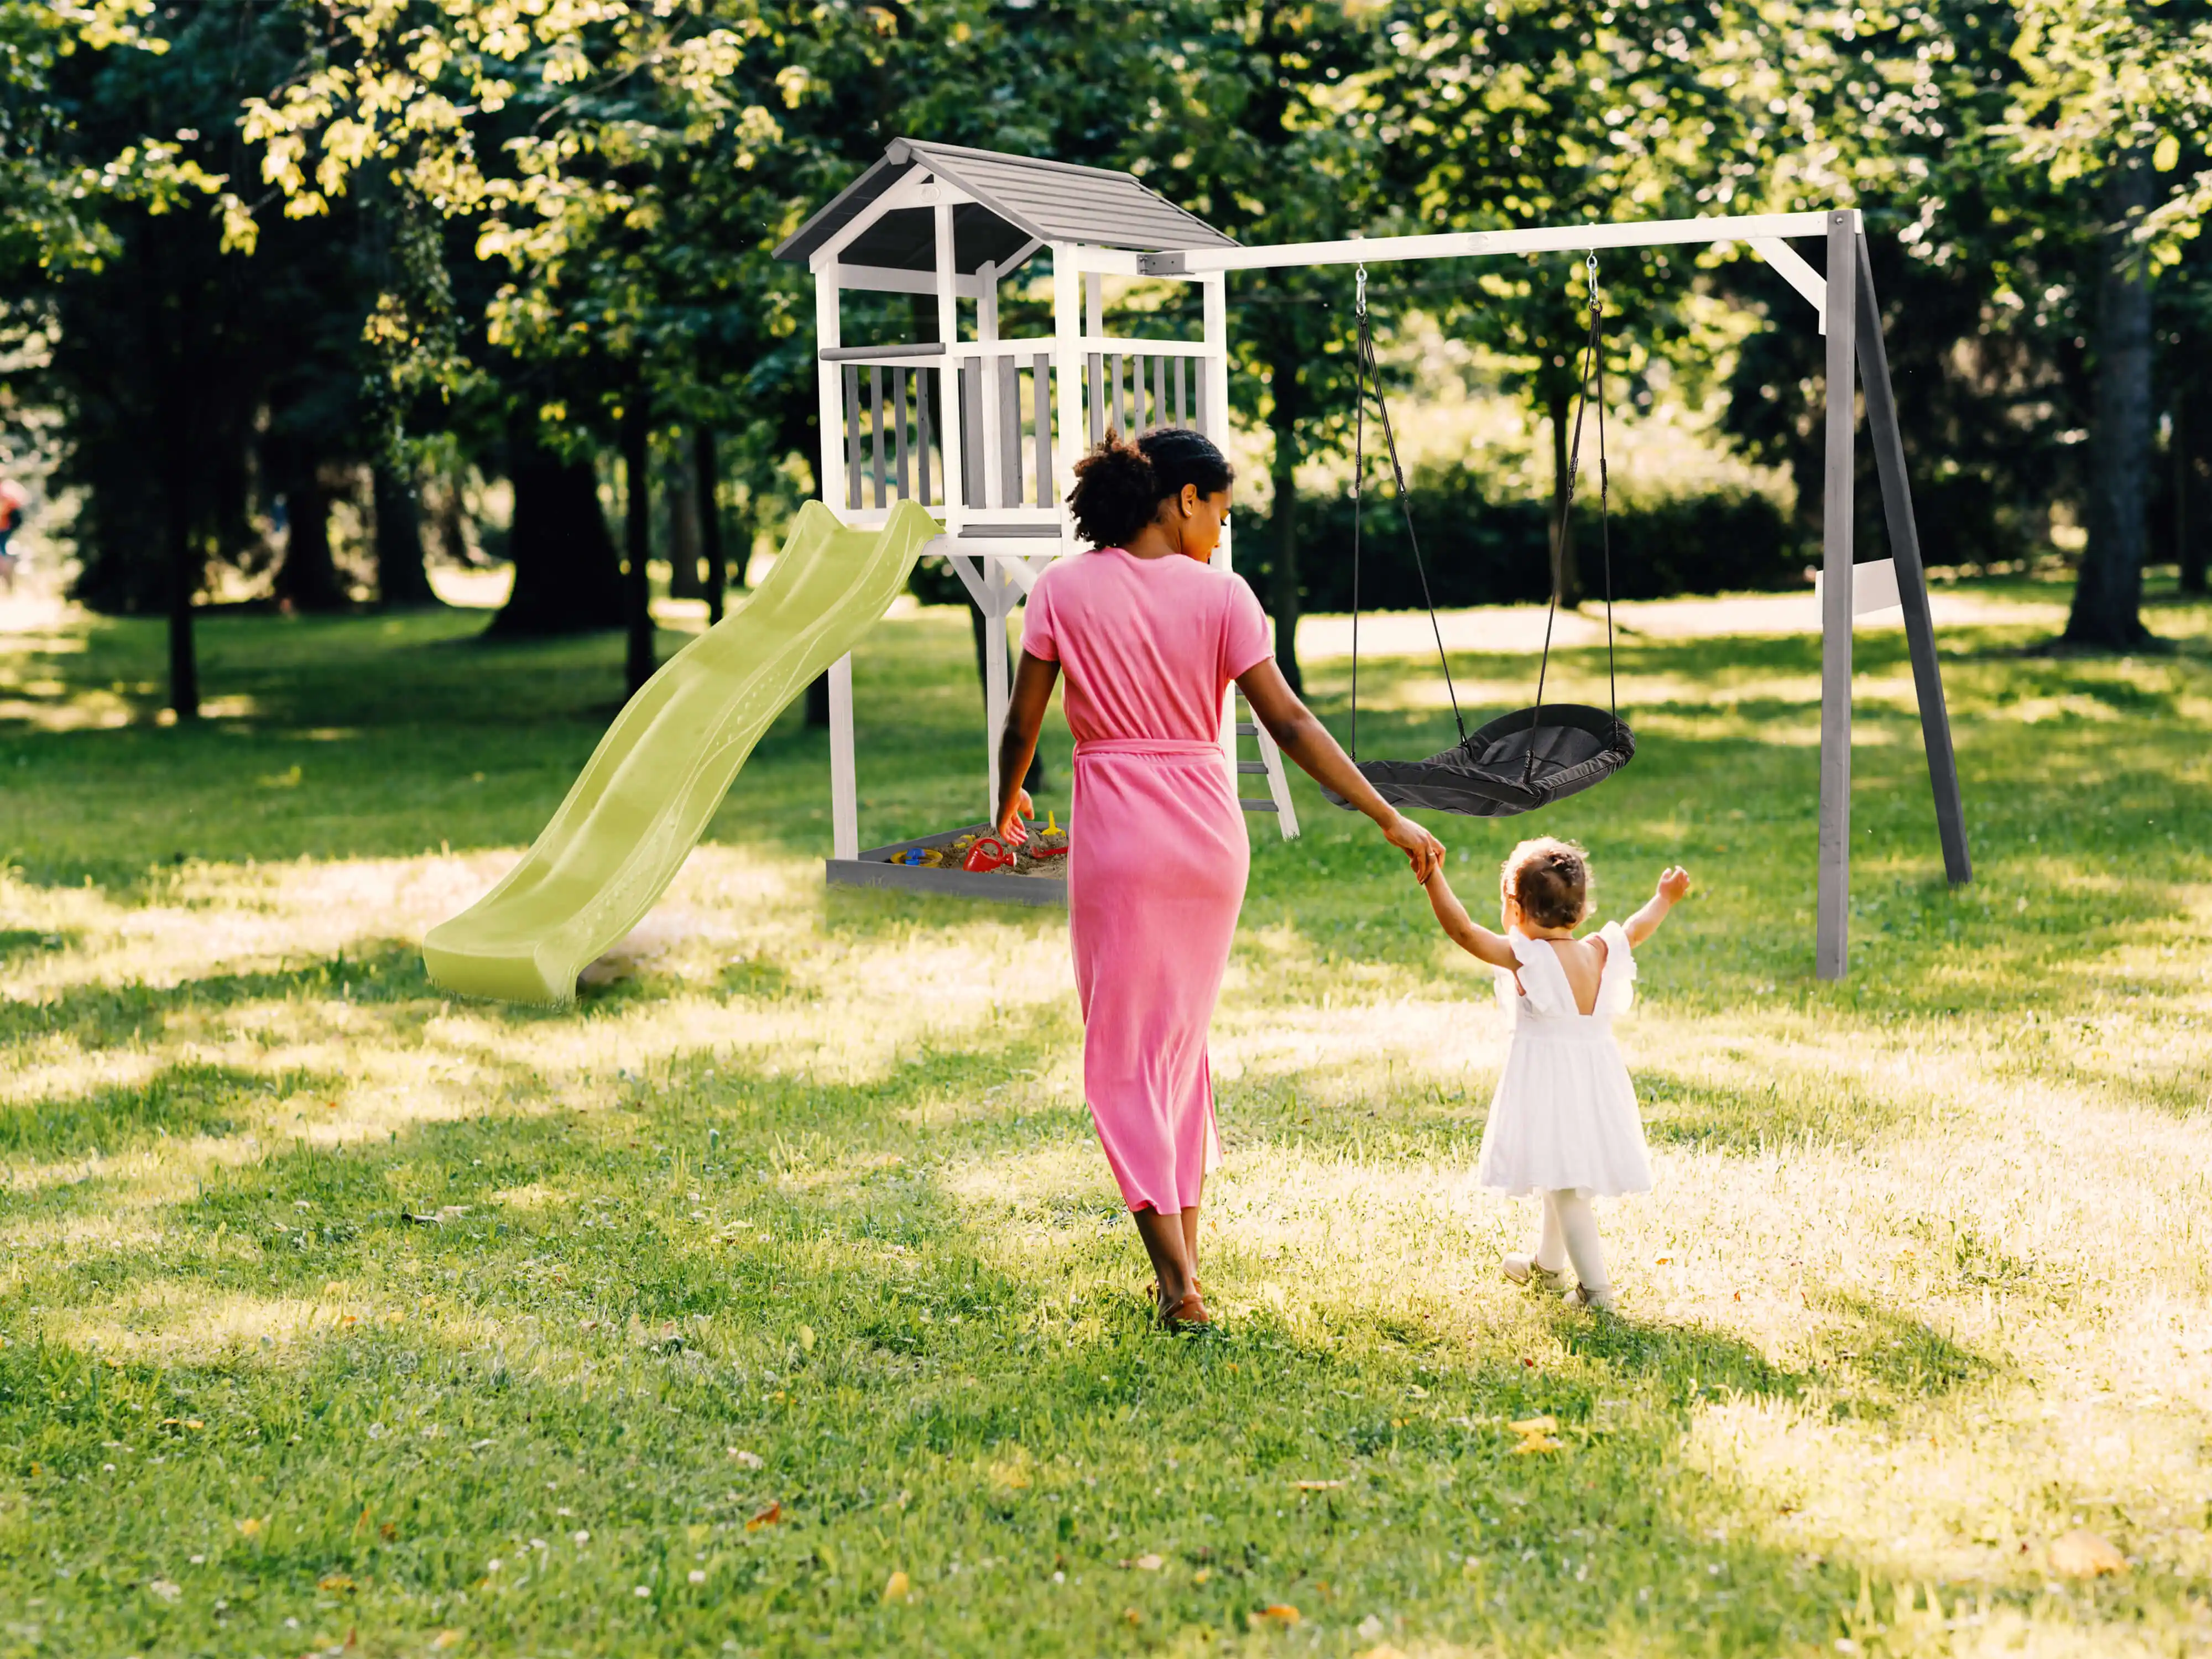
top-left (1355, 263), bottom-right (1368, 318)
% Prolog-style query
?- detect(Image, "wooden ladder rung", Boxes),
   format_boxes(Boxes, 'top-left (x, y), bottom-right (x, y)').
top-left (1235, 722), bottom-right (1259, 737)
top-left (1235, 760), bottom-right (1268, 774)
top-left (1240, 798), bottom-right (1280, 812)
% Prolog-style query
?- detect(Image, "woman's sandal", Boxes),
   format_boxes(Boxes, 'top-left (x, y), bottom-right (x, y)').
top-left (1159, 1288), bottom-right (1213, 1331)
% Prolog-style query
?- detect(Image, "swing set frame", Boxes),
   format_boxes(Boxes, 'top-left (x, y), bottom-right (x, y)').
top-left (1145, 207), bottom-right (1973, 982)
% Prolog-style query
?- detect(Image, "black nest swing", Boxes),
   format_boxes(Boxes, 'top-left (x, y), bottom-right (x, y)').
top-left (1322, 255), bottom-right (1635, 820)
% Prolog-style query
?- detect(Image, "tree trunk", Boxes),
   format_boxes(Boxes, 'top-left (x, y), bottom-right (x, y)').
top-left (624, 392), bottom-right (655, 696)
top-left (373, 464), bottom-right (441, 608)
top-left (1547, 385), bottom-right (1582, 608)
top-left (666, 431), bottom-right (704, 599)
top-left (1266, 345), bottom-right (1304, 694)
top-left (488, 418), bottom-right (623, 637)
top-left (2065, 159), bottom-right (2157, 649)
top-left (274, 469), bottom-right (347, 612)
top-left (165, 436), bottom-right (199, 720)
top-left (697, 425), bottom-right (726, 624)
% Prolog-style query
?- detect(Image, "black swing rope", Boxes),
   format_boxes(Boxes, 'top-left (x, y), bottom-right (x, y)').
top-left (1527, 251), bottom-right (1622, 775)
top-left (1332, 251), bottom-right (1635, 821)
top-left (1350, 263), bottom-right (1464, 760)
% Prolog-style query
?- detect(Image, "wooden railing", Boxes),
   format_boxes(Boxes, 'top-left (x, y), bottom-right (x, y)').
top-left (824, 338), bottom-right (1217, 519)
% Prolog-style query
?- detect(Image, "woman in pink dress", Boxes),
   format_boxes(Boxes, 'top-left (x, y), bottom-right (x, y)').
top-left (994, 429), bottom-right (1444, 1329)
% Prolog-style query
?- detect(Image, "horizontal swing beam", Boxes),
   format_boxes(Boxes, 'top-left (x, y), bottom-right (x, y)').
top-left (1137, 210), bottom-right (1854, 275)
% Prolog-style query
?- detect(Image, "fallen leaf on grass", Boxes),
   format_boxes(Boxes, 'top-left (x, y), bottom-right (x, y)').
top-left (746, 1501), bottom-right (782, 1530)
top-left (319, 1573), bottom-right (356, 1593)
top-left (236, 1517), bottom-right (265, 1538)
top-left (147, 1579), bottom-right (181, 1601)
top-left (1250, 1604), bottom-right (1301, 1627)
top-left (882, 1570), bottom-right (910, 1603)
top-left (430, 1632), bottom-right (463, 1650)
top-left (727, 1448), bottom-right (764, 1469)
top-left (1508, 1416), bottom-right (1558, 1436)
top-left (2050, 1530), bottom-right (2127, 1577)
top-left (1119, 1554), bottom-right (1164, 1571)
top-left (1290, 1480), bottom-right (1343, 1491)
top-left (1512, 1436), bottom-right (1563, 1455)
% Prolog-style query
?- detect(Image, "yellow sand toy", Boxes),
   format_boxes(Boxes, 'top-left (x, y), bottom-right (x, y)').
top-left (422, 499), bottom-right (940, 1004)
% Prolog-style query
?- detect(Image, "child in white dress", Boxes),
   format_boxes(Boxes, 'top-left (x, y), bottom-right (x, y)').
top-left (1421, 837), bottom-right (1691, 1311)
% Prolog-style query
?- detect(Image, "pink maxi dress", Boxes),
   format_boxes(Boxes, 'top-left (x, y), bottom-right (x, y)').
top-left (1019, 549), bottom-right (1272, 1214)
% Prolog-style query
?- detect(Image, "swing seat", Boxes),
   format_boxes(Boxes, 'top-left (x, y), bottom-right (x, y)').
top-left (1323, 703), bottom-right (1634, 818)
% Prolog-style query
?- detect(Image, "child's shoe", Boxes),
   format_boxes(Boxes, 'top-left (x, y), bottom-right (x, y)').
top-left (1563, 1281), bottom-right (1617, 1313)
top-left (1502, 1253), bottom-right (1569, 1290)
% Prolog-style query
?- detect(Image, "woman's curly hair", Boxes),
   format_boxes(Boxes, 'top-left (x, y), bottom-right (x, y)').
top-left (1066, 426), bottom-right (1234, 549)
top-left (1501, 837), bottom-right (1592, 930)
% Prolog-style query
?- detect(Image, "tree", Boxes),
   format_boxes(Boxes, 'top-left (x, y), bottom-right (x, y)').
top-left (2005, 0), bottom-right (2212, 647)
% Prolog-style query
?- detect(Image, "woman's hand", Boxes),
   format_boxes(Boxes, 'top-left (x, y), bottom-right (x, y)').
top-left (1381, 811), bottom-right (1444, 883)
top-left (997, 789), bottom-right (1035, 846)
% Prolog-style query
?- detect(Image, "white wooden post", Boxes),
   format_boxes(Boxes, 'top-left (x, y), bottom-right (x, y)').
top-left (1084, 271), bottom-right (1104, 340)
top-left (1817, 208), bottom-right (1858, 980)
top-left (978, 258), bottom-right (1004, 509)
top-left (828, 654), bottom-right (858, 860)
top-left (983, 567), bottom-right (1011, 821)
top-left (1201, 272), bottom-right (1240, 800)
top-left (933, 195), bottom-right (964, 529)
top-left (1053, 243), bottom-right (1083, 528)
top-left (815, 267), bottom-right (844, 515)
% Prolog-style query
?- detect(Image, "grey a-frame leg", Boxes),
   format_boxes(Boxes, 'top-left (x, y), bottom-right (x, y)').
top-left (1815, 214), bottom-right (1974, 981)
top-left (1854, 234), bottom-right (1972, 887)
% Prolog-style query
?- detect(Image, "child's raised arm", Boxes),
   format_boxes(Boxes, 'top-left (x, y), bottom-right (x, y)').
top-left (1624, 865), bottom-right (1692, 947)
top-left (1422, 866), bottom-right (1519, 969)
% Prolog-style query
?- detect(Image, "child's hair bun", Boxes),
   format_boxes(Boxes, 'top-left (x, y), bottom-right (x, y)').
top-left (1067, 426), bottom-right (1234, 549)
top-left (1501, 837), bottom-right (1592, 930)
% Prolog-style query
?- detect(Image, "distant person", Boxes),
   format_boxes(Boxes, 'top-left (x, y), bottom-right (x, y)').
top-left (0, 477), bottom-right (25, 593)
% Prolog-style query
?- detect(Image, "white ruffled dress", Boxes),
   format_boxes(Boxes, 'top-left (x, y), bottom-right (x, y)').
top-left (1474, 923), bottom-right (1654, 1198)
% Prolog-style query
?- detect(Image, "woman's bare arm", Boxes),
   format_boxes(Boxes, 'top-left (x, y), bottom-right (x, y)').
top-left (1421, 866), bottom-right (1519, 968)
top-left (993, 649), bottom-right (1061, 842)
top-left (1235, 657), bottom-right (1443, 882)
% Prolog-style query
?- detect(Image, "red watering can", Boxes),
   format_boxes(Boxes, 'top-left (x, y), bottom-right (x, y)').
top-left (961, 836), bottom-right (1013, 874)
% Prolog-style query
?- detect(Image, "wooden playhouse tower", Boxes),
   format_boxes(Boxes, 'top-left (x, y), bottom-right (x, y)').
top-left (773, 139), bottom-right (1302, 901)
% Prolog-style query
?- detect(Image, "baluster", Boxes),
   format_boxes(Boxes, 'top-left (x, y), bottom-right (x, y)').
top-left (1087, 352), bottom-right (1104, 444)
top-left (1033, 353), bottom-right (1051, 507)
top-left (842, 364), bottom-right (862, 510)
top-left (961, 362), bottom-right (984, 510)
top-left (1111, 354), bottom-right (1126, 437)
top-left (1194, 359), bottom-right (1209, 439)
top-left (894, 368), bottom-right (912, 500)
top-left (870, 367), bottom-right (888, 509)
top-left (1152, 356), bottom-right (1166, 431)
top-left (1173, 357), bottom-right (1187, 427)
top-left (999, 354), bottom-right (1021, 508)
top-left (918, 366), bottom-right (934, 505)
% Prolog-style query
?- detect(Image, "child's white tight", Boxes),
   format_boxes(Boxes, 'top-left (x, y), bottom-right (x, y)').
top-left (1533, 1189), bottom-right (1610, 1296)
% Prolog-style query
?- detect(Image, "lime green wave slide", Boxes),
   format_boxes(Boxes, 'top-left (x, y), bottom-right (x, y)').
top-left (423, 499), bottom-right (941, 1005)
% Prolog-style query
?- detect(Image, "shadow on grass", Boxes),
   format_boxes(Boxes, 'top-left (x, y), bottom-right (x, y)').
top-left (0, 1060), bottom-right (342, 1162)
top-left (0, 940), bottom-right (438, 1051)
top-left (0, 1034), bottom-right (2125, 1658)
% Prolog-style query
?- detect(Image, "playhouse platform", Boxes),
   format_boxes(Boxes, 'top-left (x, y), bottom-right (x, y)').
top-left (826, 822), bottom-right (1069, 907)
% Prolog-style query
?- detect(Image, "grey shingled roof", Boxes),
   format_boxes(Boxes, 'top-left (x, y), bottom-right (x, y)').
top-left (774, 139), bottom-right (1236, 273)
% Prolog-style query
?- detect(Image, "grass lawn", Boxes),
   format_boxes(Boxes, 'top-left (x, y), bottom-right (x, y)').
top-left (2, 577), bottom-right (2210, 1658)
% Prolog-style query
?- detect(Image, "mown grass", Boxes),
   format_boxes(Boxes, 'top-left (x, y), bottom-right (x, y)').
top-left (1, 579), bottom-right (2210, 1658)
